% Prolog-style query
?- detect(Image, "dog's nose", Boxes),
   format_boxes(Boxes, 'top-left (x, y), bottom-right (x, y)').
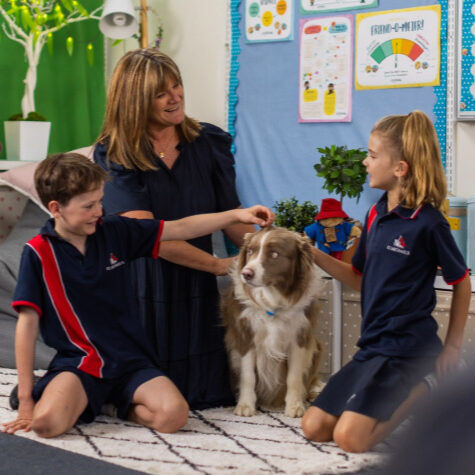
top-left (241, 268), bottom-right (254, 281)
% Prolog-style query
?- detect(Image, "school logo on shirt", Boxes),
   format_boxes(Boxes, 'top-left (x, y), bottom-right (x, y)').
top-left (106, 252), bottom-right (125, 270)
top-left (386, 235), bottom-right (410, 255)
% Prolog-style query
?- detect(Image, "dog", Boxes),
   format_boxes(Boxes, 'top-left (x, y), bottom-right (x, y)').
top-left (220, 226), bottom-right (323, 417)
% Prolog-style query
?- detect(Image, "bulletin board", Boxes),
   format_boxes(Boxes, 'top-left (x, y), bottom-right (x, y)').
top-left (456, 0), bottom-right (475, 119)
top-left (229, 0), bottom-right (451, 222)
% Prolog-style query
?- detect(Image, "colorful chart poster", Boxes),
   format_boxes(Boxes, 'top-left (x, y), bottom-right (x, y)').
top-left (355, 6), bottom-right (440, 90)
top-left (299, 15), bottom-right (353, 122)
top-left (245, 0), bottom-right (293, 43)
top-left (301, 0), bottom-right (378, 14)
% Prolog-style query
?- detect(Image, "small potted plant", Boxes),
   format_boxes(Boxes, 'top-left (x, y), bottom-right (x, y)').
top-left (314, 145), bottom-right (367, 205)
top-left (0, 0), bottom-right (102, 160)
top-left (273, 196), bottom-right (319, 234)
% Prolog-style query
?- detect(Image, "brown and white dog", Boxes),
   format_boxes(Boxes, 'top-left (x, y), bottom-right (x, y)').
top-left (220, 226), bottom-right (323, 417)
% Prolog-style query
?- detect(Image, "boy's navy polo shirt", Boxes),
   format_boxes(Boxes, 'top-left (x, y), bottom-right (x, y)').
top-left (12, 216), bottom-right (164, 379)
top-left (352, 193), bottom-right (468, 361)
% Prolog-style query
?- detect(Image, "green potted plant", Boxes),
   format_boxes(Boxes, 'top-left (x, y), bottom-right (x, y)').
top-left (273, 196), bottom-right (319, 234)
top-left (314, 145), bottom-right (367, 205)
top-left (0, 0), bottom-right (101, 160)
top-left (312, 145), bottom-right (367, 261)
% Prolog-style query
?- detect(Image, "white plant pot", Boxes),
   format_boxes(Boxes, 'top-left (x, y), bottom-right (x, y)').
top-left (4, 121), bottom-right (51, 161)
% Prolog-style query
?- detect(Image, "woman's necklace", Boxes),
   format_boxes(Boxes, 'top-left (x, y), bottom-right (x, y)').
top-left (152, 131), bottom-right (175, 159)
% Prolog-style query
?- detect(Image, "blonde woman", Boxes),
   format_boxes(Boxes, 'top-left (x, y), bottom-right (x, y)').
top-left (302, 110), bottom-right (471, 452)
top-left (94, 49), bottom-right (254, 409)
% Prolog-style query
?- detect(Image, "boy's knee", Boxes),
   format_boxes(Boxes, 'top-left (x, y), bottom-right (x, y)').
top-left (333, 426), bottom-right (372, 453)
top-left (152, 399), bottom-right (189, 433)
top-left (301, 409), bottom-right (333, 442)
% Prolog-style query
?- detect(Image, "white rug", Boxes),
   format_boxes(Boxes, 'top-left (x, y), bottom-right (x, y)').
top-left (0, 368), bottom-right (390, 474)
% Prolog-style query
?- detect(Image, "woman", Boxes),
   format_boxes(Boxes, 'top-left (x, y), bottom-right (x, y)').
top-left (94, 49), bottom-right (255, 409)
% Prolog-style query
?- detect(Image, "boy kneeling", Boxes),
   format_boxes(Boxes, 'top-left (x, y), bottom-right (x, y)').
top-left (2, 153), bottom-right (274, 438)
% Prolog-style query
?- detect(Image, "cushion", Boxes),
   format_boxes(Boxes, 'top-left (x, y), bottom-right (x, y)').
top-left (0, 146), bottom-right (94, 210)
top-left (0, 200), bottom-right (55, 368)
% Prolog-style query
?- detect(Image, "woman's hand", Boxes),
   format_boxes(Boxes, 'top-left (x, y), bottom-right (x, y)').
top-left (2, 397), bottom-right (34, 434)
top-left (214, 257), bottom-right (237, 276)
top-left (238, 206), bottom-right (275, 227)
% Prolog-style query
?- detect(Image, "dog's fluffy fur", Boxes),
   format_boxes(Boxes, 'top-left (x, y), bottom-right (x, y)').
top-left (221, 226), bottom-right (323, 417)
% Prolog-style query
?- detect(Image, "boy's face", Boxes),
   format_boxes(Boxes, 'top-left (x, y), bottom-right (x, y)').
top-left (51, 185), bottom-right (104, 243)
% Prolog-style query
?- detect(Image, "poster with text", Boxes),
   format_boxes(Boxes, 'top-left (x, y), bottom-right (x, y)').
top-left (299, 15), bottom-right (353, 122)
top-left (355, 5), bottom-right (440, 90)
top-left (245, 0), bottom-right (293, 43)
top-left (301, 0), bottom-right (378, 14)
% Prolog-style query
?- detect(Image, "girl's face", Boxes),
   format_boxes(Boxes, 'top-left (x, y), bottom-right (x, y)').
top-left (148, 76), bottom-right (185, 130)
top-left (363, 132), bottom-right (401, 192)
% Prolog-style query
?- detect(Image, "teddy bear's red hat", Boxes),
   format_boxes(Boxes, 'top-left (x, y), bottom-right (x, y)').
top-left (315, 198), bottom-right (349, 220)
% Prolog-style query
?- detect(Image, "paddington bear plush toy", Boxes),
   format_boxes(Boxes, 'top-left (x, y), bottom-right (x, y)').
top-left (304, 198), bottom-right (361, 260)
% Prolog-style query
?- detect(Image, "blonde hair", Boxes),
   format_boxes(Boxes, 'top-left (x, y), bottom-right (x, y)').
top-left (96, 48), bottom-right (202, 171)
top-left (371, 110), bottom-right (446, 210)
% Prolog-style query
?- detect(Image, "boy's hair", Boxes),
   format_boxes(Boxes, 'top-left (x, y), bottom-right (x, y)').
top-left (35, 153), bottom-right (109, 208)
top-left (371, 110), bottom-right (447, 210)
top-left (96, 48), bottom-right (202, 172)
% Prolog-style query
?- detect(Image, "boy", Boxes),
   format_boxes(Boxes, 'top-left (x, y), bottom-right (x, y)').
top-left (1, 153), bottom-right (274, 438)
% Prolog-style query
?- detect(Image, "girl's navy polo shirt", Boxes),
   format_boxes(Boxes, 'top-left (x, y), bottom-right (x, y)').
top-left (352, 194), bottom-right (468, 361)
top-left (12, 216), bottom-right (164, 379)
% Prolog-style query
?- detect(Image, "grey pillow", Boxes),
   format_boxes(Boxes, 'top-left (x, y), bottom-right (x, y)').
top-left (0, 200), bottom-right (55, 368)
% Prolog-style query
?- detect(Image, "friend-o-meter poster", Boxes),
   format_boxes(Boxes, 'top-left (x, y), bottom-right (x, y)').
top-left (355, 5), bottom-right (441, 90)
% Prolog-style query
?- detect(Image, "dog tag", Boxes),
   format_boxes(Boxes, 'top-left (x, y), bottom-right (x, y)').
top-left (324, 226), bottom-right (337, 243)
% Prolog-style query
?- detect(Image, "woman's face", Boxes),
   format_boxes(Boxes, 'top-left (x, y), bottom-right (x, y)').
top-left (149, 76), bottom-right (185, 129)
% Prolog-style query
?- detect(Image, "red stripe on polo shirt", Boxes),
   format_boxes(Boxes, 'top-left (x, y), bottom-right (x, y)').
top-left (28, 235), bottom-right (104, 378)
top-left (367, 204), bottom-right (378, 234)
top-left (152, 220), bottom-right (164, 259)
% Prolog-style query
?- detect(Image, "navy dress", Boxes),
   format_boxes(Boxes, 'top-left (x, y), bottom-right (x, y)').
top-left (94, 123), bottom-right (239, 409)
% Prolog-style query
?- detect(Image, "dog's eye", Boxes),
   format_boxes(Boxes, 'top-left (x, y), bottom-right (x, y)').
top-left (271, 251), bottom-right (279, 259)
top-left (247, 249), bottom-right (253, 255)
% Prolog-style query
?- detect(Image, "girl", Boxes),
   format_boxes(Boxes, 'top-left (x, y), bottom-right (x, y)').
top-left (302, 111), bottom-right (471, 452)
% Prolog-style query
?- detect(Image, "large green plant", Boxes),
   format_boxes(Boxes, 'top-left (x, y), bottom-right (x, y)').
top-left (273, 197), bottom-right (319, 233)
top-left (0, 0), bottom-right (101, 119)
top-left (314, 145), bottom-right (367, 204)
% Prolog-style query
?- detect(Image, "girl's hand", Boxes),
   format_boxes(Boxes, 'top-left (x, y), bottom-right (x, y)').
top-left (2, 398), bottom-right (34, 434)
top-left (435, 344), bottom-right (461, 380)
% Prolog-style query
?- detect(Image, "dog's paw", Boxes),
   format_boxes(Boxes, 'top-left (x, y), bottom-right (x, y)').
top-left (284, 401), bottom-right (306, 418)
top-left (234, 403), bottom-right (256, 417)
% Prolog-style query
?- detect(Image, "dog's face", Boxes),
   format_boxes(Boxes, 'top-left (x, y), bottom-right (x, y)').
top-left (238, 226), bottom-right (315, 298)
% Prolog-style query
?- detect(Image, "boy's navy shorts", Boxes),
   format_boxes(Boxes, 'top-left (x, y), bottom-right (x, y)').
top-left (32, 366), bottom-right (165, 423)
top-left (312, 354), bottom-right (436, 421)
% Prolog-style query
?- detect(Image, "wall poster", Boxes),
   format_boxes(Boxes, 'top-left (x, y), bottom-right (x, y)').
top-left (299, 15), bottom-right (353, 122)
top-left (355, 5), bottom-right (441, 90)
top-left (301, 0), bottom-right (378, 14)
top-left (245, 0), bottom-right (293, 43)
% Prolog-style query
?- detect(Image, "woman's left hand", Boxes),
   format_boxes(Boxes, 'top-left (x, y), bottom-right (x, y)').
top-left (239, 206), bottom-right (275, 227)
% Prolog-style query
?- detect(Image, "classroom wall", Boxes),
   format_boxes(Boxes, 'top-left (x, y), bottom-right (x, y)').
top-left (106, 0), bottom-right (474, 207)
top-left (106, 0), bottom-right (229, 130)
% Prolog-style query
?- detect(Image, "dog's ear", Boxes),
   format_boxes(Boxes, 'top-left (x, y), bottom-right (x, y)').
top-left (296, 233), bottom-right (316, 277)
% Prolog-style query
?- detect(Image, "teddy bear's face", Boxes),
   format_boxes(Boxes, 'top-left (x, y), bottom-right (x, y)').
top-left (319, 217), bottom-right (343, 227)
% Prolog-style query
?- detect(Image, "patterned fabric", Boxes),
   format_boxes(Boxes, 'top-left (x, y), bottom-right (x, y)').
top-left (0, 368), bottom-right (389, 474)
